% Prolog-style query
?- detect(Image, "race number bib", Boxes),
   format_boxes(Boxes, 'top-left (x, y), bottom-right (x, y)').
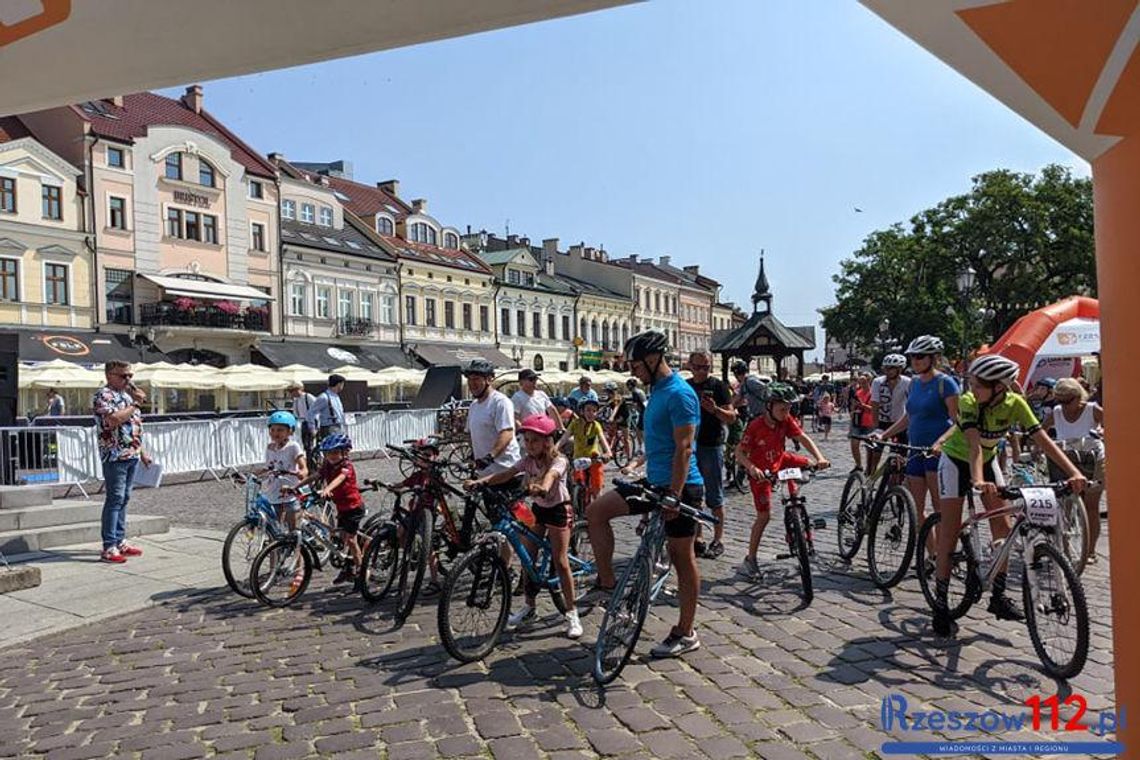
top-left (778, 467), bottom-right (803, 482)
top-left (1022, 487), bottom-right (1059, 527)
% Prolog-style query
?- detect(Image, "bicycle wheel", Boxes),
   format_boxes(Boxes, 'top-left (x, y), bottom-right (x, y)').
top-left (360, 525), bottom-right (399, 603)
top-left (789, 508), bottom-right (813, 605)
top-left (1022, 541), bottom-right (1090, 679)
top-left (593, 552), bottom-right (653, 686)
top-left (867, 486), bottom-right (918, 589)
top-left (437, 545), bottom-right (510, 663)
top-left (250, 536), bottom-right (312, 608)
top-left (395, 511), bottom-right (432, 620)
top-left (1059, 495), bottom-right (1090, 576)
top-left (612, 438), bottom-right (630, 469)
top-left (915, 513), bottom-right (981, 620)
top-left (836, 470), bottom-right (866, 561)
top-left (222, 519), bottom-right (267, 598)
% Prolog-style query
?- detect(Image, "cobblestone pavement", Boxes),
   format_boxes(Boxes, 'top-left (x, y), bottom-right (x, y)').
top-left (1, 419), bottom-right (1118, 759)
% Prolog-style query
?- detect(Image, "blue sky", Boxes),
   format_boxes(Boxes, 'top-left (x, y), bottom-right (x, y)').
top-left (163, 0), bottom-right (1085, 359)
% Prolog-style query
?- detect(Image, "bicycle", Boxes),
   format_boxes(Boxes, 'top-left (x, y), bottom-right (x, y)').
top-left (838, 436), bottom-right (925, 588)
top-left (593, 479), bottom-right (718, 685)
top-left (1009, 449), bottom-right (1090, 576)
top-left (357, 479), bottom-right (432, 621)
top-left (749, 464), bottom-right (826, 605)
top-left (221, 473), bottom-right (290, 598)
top-left (915, 481), bottom-right (1091, 679)
top-left (568, 455), bottom-right (605, 520)
top-left (604, 421), bottom-right (632, 469)
top-left (437, 483), bottom-right (597, 663)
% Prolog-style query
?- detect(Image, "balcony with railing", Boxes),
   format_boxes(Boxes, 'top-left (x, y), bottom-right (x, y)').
top-left (337, 317), bottom-right (375, 338)
top-left (140, 300), bottom-right (271, 332)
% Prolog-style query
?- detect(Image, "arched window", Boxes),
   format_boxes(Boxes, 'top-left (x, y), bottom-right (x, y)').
top-left (410, 222), bottom-right (437, 245)
top-left (602, 321), bottom-right (610, 351)
top-left (444, 232), bottom-right (459, 249)
top-left (621, 323), bottom-right (629, 346)
top-left (377, 216), bottom-right (393, 235)
top-left (198, 159), bottom-right (215, 188)
top-left (579, 317), bottom-right (587, 340)
top-left (591, 320), bottom-right (599, 346)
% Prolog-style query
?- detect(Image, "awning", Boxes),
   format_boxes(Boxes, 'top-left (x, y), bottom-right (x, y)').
top-left (412, 342), bottom-right (515, 368)
top-left (3, 329), bottom-right (166, 366)
top-left (253, 340), bottom-right (404, 371)
top-left (138, 274), bottom-right (276, 302)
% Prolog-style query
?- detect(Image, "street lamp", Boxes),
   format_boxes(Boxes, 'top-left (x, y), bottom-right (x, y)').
top-left (877, 318), bottom-right (891, 354)
top-left (127, 326), bottom-right (156, 361)
top-left (956, 266), bottom-right (976, 296)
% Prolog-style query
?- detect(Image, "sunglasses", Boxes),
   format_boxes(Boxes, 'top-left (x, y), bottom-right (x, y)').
top-left (114, 372), bottom-right (134, 379)
top-left (691, 363), bottom-right (711, 370)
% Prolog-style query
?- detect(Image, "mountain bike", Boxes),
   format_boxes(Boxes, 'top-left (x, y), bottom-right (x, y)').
top-left (357, 479), bottom-right (433, 621)
top-left (438, 484), bottom-right (597, 663)
top-left (752, 464), bottom-right (826, 604)
top-left (838, 436), bottom-right (925, 588)
top-left (593, 479), bottom-right (718, 685)
top-left (915, 481), bottom-right (1092, 679)
top-left (1009, 449), bottom-right (1090, 576)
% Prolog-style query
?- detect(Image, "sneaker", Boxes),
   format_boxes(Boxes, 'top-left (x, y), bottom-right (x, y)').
top-left (332, 567), bottom-right (354, 585)
top-left (100, 547), bottom-right (127, 564)
top-left (706, 540), bottom-right (724, 559)
top-left (987, 594), bottom-right (1025, 622)
top-left (740, 556), bottom-right (760, 579)
top-left (118, 542), bottom-right (143, 557)
top-left (566, 610), bottom-right (583, 640)
top-left (694, 540), bottom-right (707, 558)
top-left (508, 605), bottom-right (535, 628)
top-left (932, 607), bottom-right (956, 637)
top-left (650, 630), bottom-right (700, 658)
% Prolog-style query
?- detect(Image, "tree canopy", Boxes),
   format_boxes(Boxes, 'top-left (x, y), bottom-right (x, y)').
top-left (821, 165), bottom-right (1095, 364)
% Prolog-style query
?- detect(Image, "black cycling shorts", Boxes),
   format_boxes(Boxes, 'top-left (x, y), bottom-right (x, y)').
top-left (626, 483), bottom-right (703, 539)
top-left (531, 501), bottom-right (574, 529)
top-left (337, 507), bottom-right (365, 535)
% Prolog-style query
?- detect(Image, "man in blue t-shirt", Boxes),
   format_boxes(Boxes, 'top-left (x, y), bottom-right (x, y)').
top-left (587, 330), bottom-right (705, 659)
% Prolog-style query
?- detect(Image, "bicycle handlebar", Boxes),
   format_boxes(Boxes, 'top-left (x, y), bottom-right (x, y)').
top-left (613, 478), bottom-right (720, 526)
top-left (851, 434), bottom-right (934, 456)
top-left (992, 480), bottom-right (1100, 500)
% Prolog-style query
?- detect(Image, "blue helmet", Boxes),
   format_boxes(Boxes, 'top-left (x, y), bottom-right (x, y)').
top-left (268, 411), bottom-right (297, 430)
top-left (319, 433), bottom-right (352, 452)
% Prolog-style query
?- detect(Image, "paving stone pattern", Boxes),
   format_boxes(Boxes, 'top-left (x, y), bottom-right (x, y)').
top-left (0, 420), bottom-right (1118, 758)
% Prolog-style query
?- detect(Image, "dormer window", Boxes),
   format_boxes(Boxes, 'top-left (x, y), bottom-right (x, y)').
top-left (165, 152), bottom-right (182, 180)
top-left (444, 232), bottom-right (459, 250)
top-left (300, 203), bottom-right (314, 224)
top-left (377, 216), bottom-right (394, 235)
top-left (507, 269), bottom-right (520, 285)
top-left (524, 272), bottom-right (535, 287)
top-left (199, 160), bottom-right (216, 188)
top-left (282, 199), bottom-right (295, 220)
top-left (319, 206), bottom-right (333, 227)
top-left (409, 222), bottom-right (436, 245)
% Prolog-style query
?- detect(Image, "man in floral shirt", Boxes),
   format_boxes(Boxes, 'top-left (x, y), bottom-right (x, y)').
top-left (93, 360), bottom-right (151, 563)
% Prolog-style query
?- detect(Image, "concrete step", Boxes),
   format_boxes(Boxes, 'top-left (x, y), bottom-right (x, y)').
top-left (0, 486), bottom-right (54, 510)
top-left (0, 515), bottom-right (169, 555)
top-left (0, 500), bottom-right (103, 532)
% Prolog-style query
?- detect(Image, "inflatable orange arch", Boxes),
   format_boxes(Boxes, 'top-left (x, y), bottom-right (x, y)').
top-left (985, 296), bottom-right (1099, 383)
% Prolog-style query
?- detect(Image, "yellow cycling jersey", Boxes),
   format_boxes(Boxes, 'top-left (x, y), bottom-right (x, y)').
top-left (941, 391), bottom-right (1041, 463)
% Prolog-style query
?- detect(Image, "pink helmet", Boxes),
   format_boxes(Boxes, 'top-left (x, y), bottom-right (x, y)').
top-left (518, 414), bottom-right (557, 437)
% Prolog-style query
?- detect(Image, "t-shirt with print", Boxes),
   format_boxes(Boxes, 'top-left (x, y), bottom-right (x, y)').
top-left (941, 391), bottom-right (1041, 463)
top-left (467, 390), bottom-right (521, 474)
top-left (92, 385), bottom-right (142, 461)
top-left (520, 454), bottom-right (571, 507)
top-left (740, 414), bottom-right (804, 470)
top-left (687, 376), bottom-right (732, 447)
top-left (871, 375), bottom-right (911, 427)
top-left (511, 389), bottom-right (553, 424)
top-left (568, 417), bottom-right (606, 459)
top-left (643, 372), bottom-right (703, 488)
top-left (318, 459), bottom-right (364, 512)
top-left (264, 440), bottom-right (305, 504)
top-left (905, 373), bottom-right (960, 448)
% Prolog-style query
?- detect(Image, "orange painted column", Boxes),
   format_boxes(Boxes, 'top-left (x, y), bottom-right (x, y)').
top-left (1092, 133), bottom-right (1140, 754)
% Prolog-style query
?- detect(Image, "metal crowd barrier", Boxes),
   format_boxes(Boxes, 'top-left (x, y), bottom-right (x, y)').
top-left (0, 409), bottom-right (440, 490)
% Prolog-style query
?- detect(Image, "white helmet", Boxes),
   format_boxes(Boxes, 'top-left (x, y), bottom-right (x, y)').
top-left (905, 335), bottom-right (944, 356)
top-left (968, 354), bottom-right (1020, 387)
top-left (882, 353), bottom-right (907, 369)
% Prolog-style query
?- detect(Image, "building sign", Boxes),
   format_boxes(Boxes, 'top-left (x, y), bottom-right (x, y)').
top-left (579, 349), bottom-right (602, 368)
top-left (41, 335), bottom-right (90, 357)
top-left (173, 190), bottom-right (211, 208)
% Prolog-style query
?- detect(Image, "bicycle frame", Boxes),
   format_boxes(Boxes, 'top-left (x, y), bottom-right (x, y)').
top-left (957, 490), bottom-right (1054, 591)
top-left (488, 511), bottom-right (596, 590)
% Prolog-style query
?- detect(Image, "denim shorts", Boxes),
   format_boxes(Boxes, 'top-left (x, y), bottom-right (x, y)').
top-left (695, 445), bottom-right (725, 509)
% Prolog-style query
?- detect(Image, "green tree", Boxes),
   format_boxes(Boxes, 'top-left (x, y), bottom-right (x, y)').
top-left (821, 165), bottom-right (1095, 363)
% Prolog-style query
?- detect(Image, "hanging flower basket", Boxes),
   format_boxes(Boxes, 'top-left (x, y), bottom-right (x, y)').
top-left (215, 300), bottom-right (241, 315)
top-left (172, 296), bottom-right (198, 312)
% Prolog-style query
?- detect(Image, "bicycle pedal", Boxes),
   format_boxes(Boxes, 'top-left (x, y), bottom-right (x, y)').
top-left (775, 553), bottom-right (792, 560)
top-left (813, 519), bottom-right (827, 529)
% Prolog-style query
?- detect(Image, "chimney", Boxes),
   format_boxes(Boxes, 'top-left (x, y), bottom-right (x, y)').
top-left (108, 95), bottom-right (124, 107)
top-left (599, 249), bottom-right (609, 263)
top-left (543, 238), bottom-right (559, 258)
top-left (659, 255), bottom-right (671, 268)
top-left (378, 179), bottom-right (399, 197)
top-left (628, 254), bottom-right (639, 264)
top-left (507, 234), bottom-right (518, 247)
top-left (519, 236), bottom-right (530, 249)
top-left (182, 84), bottom-right (204, 114)
top-left (683, 265), bottom-right (700, 275)
top-left (570, 243), bottom-right (585, 259)
top-left (268, 152), bottom-right (285, 164)
top-left (544, 258), bottom-right (554, 276)
top-left (319, 176), bottom-right (330, 187)
top-left (411, 198), bottom-right (427, 214)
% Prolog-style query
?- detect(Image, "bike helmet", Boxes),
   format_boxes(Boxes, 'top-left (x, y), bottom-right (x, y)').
top-left (1034, 377), bottom-right (1058, 389)
top-left (462, 358), bottom-right (496, 377)
top-left (267, 410), bottom-right (297, 430)
top-left (551, 396), bottom-right (571, 408)
top-left (579, 396), bottom-right (601, 409)
top-left (968, 354), bottom-right (1021, 387)
top-left (518, 414), bottom-right (557, 437)
top-left (882, 353), bottom-right (907, 370)
top-left (731, 360), bottom-right (749, 375)
top-left (905, 335), bottom-right (944, 355)
top-left (603, 381), bottom-right (618, 392)
top-left (319, 433), bottom-right (352, 452)
top-left (623, 329), bottom-right (669, 361)
top-left (766, 382), bottom-right (798, 404)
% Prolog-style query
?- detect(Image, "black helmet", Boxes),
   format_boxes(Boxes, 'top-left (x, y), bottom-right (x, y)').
top-left (731, 360), bottom-right (749, 375)
top-left (623, 330), bottom-right (669, 362)
top-left (766, 382), bottom-right (797, 404)
top-left (462, 358), bottom-right (495, 377)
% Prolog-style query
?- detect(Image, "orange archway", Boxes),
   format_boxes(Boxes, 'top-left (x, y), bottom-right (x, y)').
top-left (987, 296), bottom-right (1099, 384)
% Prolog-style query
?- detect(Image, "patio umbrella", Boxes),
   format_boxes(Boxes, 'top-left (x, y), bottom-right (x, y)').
top-left (218, 364), bottom-right (290, 392)
top-left (20, 359), bottom-right (105, 389)
top-left (135, 362), bottom-right (223, 390)
top-left (275, 364), bottom-right (327, 386)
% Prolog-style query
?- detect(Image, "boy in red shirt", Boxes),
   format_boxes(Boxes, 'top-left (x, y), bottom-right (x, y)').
top-left (735, 383), bottom-right (830, 578)
top-left (300, 433), bottom-right (366, 584)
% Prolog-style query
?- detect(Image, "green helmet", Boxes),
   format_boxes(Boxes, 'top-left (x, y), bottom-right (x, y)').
top-left (766, 382), bottom-right (797, 404)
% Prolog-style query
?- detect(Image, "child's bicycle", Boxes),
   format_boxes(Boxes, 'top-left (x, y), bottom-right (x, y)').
top-left (358, 478), bottom-right (433, 621)
top-left (437, 481), bottom-right (597, 663)
top-left (568, 455), bottom-right (605, 520)
top-left (750, 464), bottom-right (826, 605)
top-left (593, 479), bottom-right (717, 685)
top-left (221, 473), bottom-right (291, 598)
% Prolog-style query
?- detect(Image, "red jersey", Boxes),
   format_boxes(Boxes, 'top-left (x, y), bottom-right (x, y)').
top-left (855, 387), bottom-right (874, 428)
top-left (318, 459), bottom-right (364, 512)
top-left (740, 414), bottom-right (803, 469)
